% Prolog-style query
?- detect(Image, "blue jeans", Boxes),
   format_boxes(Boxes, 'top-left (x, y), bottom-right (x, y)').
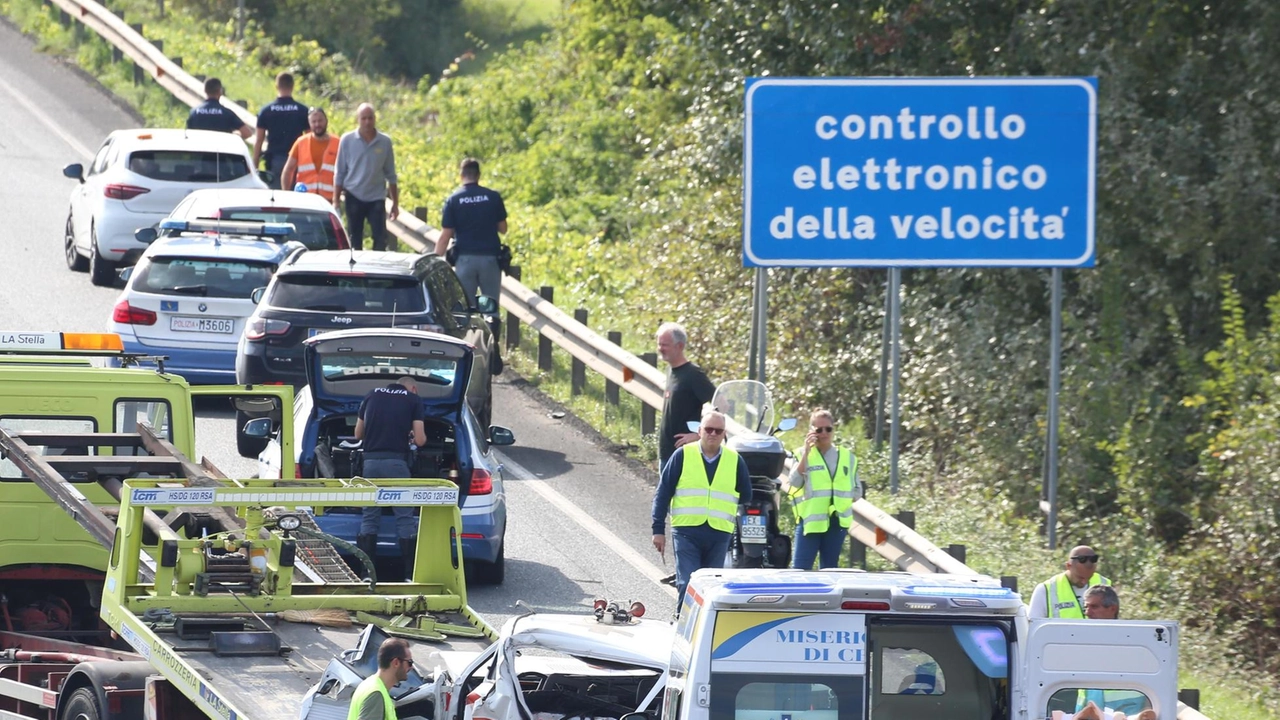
top-left (360, 457), bottom-right (416, 538)
top-left (673, 524), bottom-right (732, 607)
top-left (793, 522), bottom-right (847, 570)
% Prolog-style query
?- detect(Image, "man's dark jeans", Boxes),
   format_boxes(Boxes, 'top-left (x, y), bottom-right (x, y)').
top-left (345, 195), bottom-right (390, 251)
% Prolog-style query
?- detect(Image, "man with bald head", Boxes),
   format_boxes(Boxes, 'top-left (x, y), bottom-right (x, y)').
top-left (651, 410), bottom-right (752, 608)
top-left (1029, 544), bottom-right (1111, 618)
top-left (334, 103), bottom-right (399, 250)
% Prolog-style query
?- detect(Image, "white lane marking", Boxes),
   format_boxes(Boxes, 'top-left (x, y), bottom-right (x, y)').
top-left (496, 450), bottom-right (678, 599)
top-left (0, 74), bottom-right (95, 159)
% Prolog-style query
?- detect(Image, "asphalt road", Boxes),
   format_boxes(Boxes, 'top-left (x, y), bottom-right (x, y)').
top-left (0, 19), bottom-right (676, 630)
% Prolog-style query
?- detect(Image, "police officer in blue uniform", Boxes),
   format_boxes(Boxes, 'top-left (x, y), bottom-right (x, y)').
top-left (433, 158), bottom-right (508, 301)
top-left (186, 78), bottom-right (251, 138)
top-left (354, 377), bottom-right (427, 580)
top-left (252, 73), bottom-right (309, 189)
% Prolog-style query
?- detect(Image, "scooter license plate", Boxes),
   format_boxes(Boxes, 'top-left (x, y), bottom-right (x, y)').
top-left (740, 515), bottom-right (768, 543)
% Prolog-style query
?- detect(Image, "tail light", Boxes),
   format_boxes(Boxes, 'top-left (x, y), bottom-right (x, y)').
top-left (745, 507), bottom-right (762, 515)
top-left (244, 317), bottom-right (291, 340)
top-left (112, 300), bottom-right (156, 326)
top-left (294, 464), bottom-right (302, 479)
top-left (330, 215), bottom-right (350, 249)
top-left (399, 323), bottom-right (446, 333)
top-left (104, 184), bottom-right (150, 200)
top-left (469, 468), bottom-right (493, 495)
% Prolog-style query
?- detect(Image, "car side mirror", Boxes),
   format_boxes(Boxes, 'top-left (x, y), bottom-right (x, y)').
top-left (242, 418), bottom-right (274, 438)
top-left (134, 227), bottom-right (158, 244)
top-left (250, 287), bottom-right (267, 304)
top-left (63, 163), bottom-right (84, 183)
top-left (474, 295), bottom-right (498, 314)
top-left (258, 170), bottom-right (275, 185)
top-left (686, 421), bottom-right (700, 433)
top-left (117, 267), bottom-right (134, 282)
top-left (777, 418), bottom-right (798, 432)
top-left (489, 425), bottom-right (515, 446)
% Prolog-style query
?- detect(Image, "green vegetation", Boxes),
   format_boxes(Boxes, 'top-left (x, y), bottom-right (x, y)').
top-left (4, 0), bottom-right (1279, 714)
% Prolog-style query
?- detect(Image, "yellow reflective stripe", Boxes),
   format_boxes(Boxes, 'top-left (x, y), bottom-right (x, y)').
top-left (671, 507), bottom-right (706, 516)
top-left (705, 509), bottom-right (736, 522)
top-left (708, 490), bottom-right (739, 503)
top-left (832, 489), bottom-right (856, 498)
top-left (674, 489), bottom-right (705, 498)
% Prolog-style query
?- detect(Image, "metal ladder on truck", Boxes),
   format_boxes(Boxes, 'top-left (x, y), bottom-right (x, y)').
top-left (0, 423), bottom-right (493, 720)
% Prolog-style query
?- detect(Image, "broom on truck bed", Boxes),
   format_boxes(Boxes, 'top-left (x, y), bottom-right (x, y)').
top-left (272, 609), bottom-right (353, 628)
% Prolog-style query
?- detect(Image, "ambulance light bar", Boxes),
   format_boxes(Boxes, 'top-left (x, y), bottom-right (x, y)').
top-left (901, 585), bottom-right (1018, 599)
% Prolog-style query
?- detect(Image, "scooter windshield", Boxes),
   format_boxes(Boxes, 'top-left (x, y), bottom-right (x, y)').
top-left (712, 380), bottom-right (775, 435)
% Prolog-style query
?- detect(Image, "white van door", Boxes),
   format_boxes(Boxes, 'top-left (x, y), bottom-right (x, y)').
top-left (1023, 619), bottom-right (1178, 719)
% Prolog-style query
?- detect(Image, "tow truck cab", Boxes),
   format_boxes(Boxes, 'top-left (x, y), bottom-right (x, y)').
top-left (664, 570), bottom-right (1178, 720)
top-left (0, 331), bottom-right (293, 623)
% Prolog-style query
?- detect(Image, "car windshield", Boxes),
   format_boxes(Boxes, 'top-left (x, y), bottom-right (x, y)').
top-left (269, 274), bottom-right (427, 313)
top-left (128, 150), bottom-right (249, 182)
top-left (215, 209), bottom-right (339, 250)
top-left (134, 257), bottom-right (275, 298)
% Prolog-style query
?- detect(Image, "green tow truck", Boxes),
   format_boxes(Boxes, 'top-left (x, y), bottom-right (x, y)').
top-left (0, 332), bottom-right (495, 720)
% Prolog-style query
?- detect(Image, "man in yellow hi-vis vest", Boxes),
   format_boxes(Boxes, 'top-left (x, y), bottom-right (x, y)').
top-left (652, 410), bottom-right (751, 608)
top-left (347, 638), bottom-right (413, 720)
top-left (784, 409), bottom-right (859, 570)
top-left (1028, 545), bottom-right (1111, 618)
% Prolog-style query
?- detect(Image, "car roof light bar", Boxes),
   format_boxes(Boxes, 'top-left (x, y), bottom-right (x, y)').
top-left (160, 219), bottom-right (296, 238)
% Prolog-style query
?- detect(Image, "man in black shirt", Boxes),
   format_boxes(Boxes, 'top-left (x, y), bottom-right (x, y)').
top-left (354, 377), bottom-right (427, 579)
top-left (433, 158), bottom-right (508, 301)
top-left (656, 322), bottom-right (717, 470)
top-left (186, 78), bottom-right (252, 139)
top-left (252, 73), bottom-right (309, 189)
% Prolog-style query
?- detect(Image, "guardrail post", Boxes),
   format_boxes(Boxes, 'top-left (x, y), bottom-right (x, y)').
top-left (537, 287), bottom-right (554, 371)
top-left (850, 537), bottom-right (867, 570)
top-left (1000, 576), bottom-right (1018, 592)
top-left (1177, 689), bottom-right (1199, 711)
top-left (605, 331), bottom-right (622, 406)
top-left (945, 544), bottom-right (966, 563)
top-left (894, 511), bottom-right (915, 530)
top-left (235, 99), bottom-right (248, 109)
top-left (152, 39), bottom-right (163, 53)
top-left (505, 267), bottom-right (522, 351)
top-left (641, 353), bottom-right (658, 436)
top-left (58, 9), bottom-right (70, 27)
top-left (133, 62), bottom-right (143, 86)
top-left (413, 207), bottom-right (427, 223)
top-left (571, 309), bottom-right (588, 395)
top-left (172, 57), bottom-right (182, 69)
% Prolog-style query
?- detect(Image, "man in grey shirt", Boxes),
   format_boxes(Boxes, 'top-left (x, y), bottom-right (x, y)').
top-left (334, 103), bottom-right (400, 251)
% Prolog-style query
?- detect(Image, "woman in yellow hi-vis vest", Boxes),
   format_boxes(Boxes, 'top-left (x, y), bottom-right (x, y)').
top-left (785, 409), bottom-right (859, 570)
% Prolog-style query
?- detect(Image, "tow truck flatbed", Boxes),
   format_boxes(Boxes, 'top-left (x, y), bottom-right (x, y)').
top-left (0, 422), bottom-right (495, 720)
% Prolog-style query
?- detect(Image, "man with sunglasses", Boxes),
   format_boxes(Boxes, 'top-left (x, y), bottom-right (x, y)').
top-left (652, 410), bottom-right (752, 608)
top-left (347, 638), bottom-right (414, 720)
top-left (1029, 545), bottom-right (1111, 618)
top-left (785, 409), bottom-right (860, 570)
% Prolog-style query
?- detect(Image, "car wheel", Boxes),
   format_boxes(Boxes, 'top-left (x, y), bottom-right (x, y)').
top-left (236, 409), bottom-right (269, 459)
top-left (65, 212), bottom-right (88, 272)
top-left (88, 228), bottom-right (116, 287)
top-left (472, 541), bottom-right (504, 585)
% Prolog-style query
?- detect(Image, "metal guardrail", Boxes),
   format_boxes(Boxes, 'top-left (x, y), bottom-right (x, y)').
top-left (40, 5), bottom-right (1213, 716)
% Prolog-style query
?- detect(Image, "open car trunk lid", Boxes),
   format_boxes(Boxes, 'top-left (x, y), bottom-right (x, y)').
top-left (303, 329), bottom-right (474, 414)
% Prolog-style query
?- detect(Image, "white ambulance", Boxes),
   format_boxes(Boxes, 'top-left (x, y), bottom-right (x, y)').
top-left (657, 570), bottom-right (1177, 720)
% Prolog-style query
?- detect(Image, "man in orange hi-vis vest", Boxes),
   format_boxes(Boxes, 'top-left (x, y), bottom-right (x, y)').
top-left (281, 107), bottom-right (337, 203)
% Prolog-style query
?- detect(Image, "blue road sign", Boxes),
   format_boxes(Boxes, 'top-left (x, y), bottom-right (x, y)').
top-left (743, 78), bottom-right (1096, 267)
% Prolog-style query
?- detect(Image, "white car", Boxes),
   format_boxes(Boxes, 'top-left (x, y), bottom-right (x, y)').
top-left (162, 188), bottom-right (350, 251)
top-left (63, 128), bottom-right (267, 286)
top-left (108, 220), bottom-right (304, 384)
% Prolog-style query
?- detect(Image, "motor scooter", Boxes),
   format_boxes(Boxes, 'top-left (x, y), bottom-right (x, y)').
top-left (701, 380), bottom-right (796, 568)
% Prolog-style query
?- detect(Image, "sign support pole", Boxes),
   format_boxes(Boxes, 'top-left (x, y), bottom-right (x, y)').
top-left (753, 268), bottom-right (768, 385)
top-left (1046, 268), bottom-right (1062, 548)
top-left (889, 268), bottom-right (902, 493)
top-left (875, 273), bottom-right (891, 449)
top-left (747, 269), bottom-right (760, 381)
